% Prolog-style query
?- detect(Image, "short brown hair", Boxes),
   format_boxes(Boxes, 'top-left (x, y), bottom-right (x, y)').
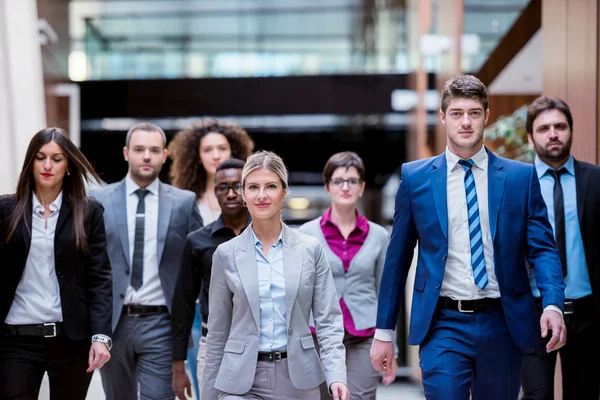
top-left (440, 75), bottom-right (488, 113)
top-left (525, 96), bottom-right (573, 135)
top-left (322, 152), bottom-right (365, 185)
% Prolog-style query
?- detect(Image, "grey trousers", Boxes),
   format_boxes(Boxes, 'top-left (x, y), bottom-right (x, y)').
top-left (218, 358), bottom-right (320, 400)
top-left (315, 334), bottom-right (379, 400)
top-left (100, 311), bottom-right (174, 400)
top-left (196, 335), bottom-right (206, 389)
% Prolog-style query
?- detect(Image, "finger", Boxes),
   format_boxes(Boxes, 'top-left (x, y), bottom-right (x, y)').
top-left (540, 317), bottom-right (548, 338)
top-left (560, 324), bottom-right (567, 346)
top-left (86, 349), bottom-right (96, 373)
top-left (546, 329), bottom-right (560, 352)
top-left (342, 388), bottom-right (349, 400)
top-left (332, 385), bottom-right (340, 400)
top-left (186, 383), bottom-right (192, 398)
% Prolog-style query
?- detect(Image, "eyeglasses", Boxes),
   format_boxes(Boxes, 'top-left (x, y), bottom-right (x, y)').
top-left (215, 183), bottom-right (242, 194)
top-left (329, 178), bottom-right (362, 188)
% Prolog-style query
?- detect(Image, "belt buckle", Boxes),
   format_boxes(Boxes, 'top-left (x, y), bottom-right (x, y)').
top-left (44, 323), bottom-right (57, 338)
top-left (458, 300), bottom-right (474, 313)
top-left (126, 305), bottom-right (141, 317)
top-left (270, 352), bottom-right (282, 361)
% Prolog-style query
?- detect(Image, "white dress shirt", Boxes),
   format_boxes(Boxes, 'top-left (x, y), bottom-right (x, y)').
top-left (442, 146), bottom-right (500, 299)
top-left (5, 192), bottom-right (64, 324)
top-left (124, 175), bottom-right (166, 306)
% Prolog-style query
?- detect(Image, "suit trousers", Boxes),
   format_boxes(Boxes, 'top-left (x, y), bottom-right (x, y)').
top-left (0, 334), bottom-right (93, 400)
top-left (197, 335), bottom-right (207, 390)
top-left (217, 358), bottom-right (320, 400)
top-left (419, 306), bottom-right (524, 400)
top-left (100, 311), bottom-right (174, 400)
top-left (314, 333), bottom-right (379, 400)
top-left (521, 306), bottom-right (600, 400)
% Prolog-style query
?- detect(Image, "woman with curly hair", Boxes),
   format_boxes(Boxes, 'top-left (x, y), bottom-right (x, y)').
top-left (168, 118), bottom-right (254, 225)
top-left (168, 118), bottom-right (253, 398)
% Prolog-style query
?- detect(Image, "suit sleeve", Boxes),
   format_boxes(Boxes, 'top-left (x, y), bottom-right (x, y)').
top-left (374, 230), bottom-right (399, 356)
top-left (86, 200), bottom-right (113, 337)
top-left (526, 166), bottom-right (565, 310)
top-left (312, 241), bottom-right (347, 389)
top-left (376, 164), bottom-right (418, 329)
top-left (171, 236), bottom-right (204, 361)
top-left (187, 195), bottom-right (203, 232)
top-left (201, 247), bottom-right (232, 400)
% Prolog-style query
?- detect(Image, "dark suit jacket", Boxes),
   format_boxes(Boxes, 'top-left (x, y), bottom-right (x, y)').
top-left (574, 159), bottom-right (600, 313)
top-left (0, 195), bottom-right (112, 339)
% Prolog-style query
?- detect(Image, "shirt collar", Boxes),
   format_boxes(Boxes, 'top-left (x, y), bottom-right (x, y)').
top-left (125, 174), bottom-right (159, 196)
top-left (320, 207), bottom-right (368, 234)
top-left (534, 154), bottom-right (574, 178)
top-left (32, 191), bottom-right (63, 214)
top-left (211, 214), bottom-right (252, 236)
top-left (445, 145), bottom-right (488, 173)
top-left (252, 225), bottom-right (283, 248)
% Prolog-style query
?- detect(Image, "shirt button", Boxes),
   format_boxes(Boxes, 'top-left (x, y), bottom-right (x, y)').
top-left (442, 254), bottom-right (447, 260)
top-left (119, 294), bottom-right (125, 299)
top-left (436, 284), bottom-right (441, 290)
top-left (125, 269), bottom-right (130, 275)
top-left (288, 328), bottom-right (293, 335)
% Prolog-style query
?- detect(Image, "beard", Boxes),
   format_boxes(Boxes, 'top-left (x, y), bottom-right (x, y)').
top-left (131, 165), bottom-right (160, 182)
top-left (532, 135), bottom-right (572, 162)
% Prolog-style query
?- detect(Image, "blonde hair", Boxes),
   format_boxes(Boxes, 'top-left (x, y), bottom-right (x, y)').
top-left (242, 151), bottom-right (289, 190)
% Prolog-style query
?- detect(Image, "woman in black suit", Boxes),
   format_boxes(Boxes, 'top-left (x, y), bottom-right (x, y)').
top-left (0, 128), bottom-right (112, 400)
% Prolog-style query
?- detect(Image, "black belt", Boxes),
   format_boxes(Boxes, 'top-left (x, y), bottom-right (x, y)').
top-left (437, 297), bottom-right (502, 313)
top-left (123, 304), bottom-right (169, 317)
top-left (257, 351), bottom-right (287, 362)
top-left (4, 322), bottom-right (64, 337)
top-left (535, 296), bottom-right (593, 315)
top-left (201, 327), bottom-right (208, 337)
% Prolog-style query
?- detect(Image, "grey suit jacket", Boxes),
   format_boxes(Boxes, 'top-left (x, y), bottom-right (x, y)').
top-left (90, 179), bottom-right (202, 330)
top-left (202, 224), bottom-right (346, 399)
top-left (299, 218), bottom-right (388, 331)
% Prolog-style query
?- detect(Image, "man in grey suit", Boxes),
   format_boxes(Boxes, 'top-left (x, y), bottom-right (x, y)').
top-left (91, 122), bottom-right (202, 400)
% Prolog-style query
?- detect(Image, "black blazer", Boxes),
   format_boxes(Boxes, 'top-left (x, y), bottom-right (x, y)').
top-left (575, 159), bottom-right (600, 313)
top-left (0, 195), bottom-right (112, 339)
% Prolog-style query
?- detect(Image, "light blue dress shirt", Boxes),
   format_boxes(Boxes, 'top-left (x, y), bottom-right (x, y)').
top-left (252, 228), bottom-right (288, 352)
top-left (530, 155), bottom-right (592, 299)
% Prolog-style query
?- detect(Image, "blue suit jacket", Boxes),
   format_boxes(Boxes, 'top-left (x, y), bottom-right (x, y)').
top-left (377, 149), bottom-right (565, 349)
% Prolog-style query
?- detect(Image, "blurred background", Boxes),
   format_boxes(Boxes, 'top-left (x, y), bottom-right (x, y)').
top-left (1, 0), bottom-right (599, 398)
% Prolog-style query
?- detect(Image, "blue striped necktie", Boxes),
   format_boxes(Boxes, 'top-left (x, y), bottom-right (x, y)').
top-left (458, 159), bottom-right (488, 290)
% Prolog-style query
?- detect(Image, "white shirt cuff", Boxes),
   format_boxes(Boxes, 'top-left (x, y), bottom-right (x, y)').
top-left (543, 305), bottom-right (563, 315)
top-left (374, 328), bottom-right (394, 342)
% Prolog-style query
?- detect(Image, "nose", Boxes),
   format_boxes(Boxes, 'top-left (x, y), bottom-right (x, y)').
top-left (341, 181), bottom-right (351, 190)
top-left (143, 149), bottom-right (151, 159)
top-left (461, 113), bottom-right (471, 127)
top-left (43, 158), bottom-right (52, 170)
top-left (549, 127), bottom-right (559, 139)
top-left (212, 149), bottom-right (221, 159)
top-left (226, 187), bottom-right (237, 198)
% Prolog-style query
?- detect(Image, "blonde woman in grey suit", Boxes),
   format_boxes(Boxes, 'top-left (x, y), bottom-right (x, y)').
top-left (202, 151), bottom-right (350, 400)
top-left (300, 152), bottom-right (397, 400)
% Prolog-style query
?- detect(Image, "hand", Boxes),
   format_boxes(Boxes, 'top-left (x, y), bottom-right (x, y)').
top-left (540, 309), bottom-right (566, 352)
top-left (172, 361), bottom-right (192, 400)
top-left (382, 356), bottom-right (398, 385)
top-left (370, 338), bottom-right (394, 374)
top-left (330, 382), bottom-right (349, 400)
top-left (87, 341), bottom-right (111, 373)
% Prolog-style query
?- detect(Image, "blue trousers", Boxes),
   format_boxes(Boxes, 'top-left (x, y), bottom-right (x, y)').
top-left (188, 306), bottom-right (202, 398)
top-left (419, 307), bottom-right (524, 400)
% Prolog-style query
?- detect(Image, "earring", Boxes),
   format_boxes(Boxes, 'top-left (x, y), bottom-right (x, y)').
top-left (243, 201), bottom-right (247, 207)
top-left (67, 171), bottom-right (70, 176)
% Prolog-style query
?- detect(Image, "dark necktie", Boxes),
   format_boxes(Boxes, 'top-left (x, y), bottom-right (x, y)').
top-left (548, 168), bottom-right (567, 276)
top-left (131, 189), bottom-right (148, 290)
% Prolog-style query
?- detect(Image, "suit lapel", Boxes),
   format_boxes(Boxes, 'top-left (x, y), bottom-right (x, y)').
top-left (110, 180), bottom-right (130, 266)
top-left (574, 159), bottom-right (589, 225)
top-left (487, 150), bottom-right (506, 241)
top-left (234, 226), bottom-right (261, 331)
top-left (55, 200), bottom-right (71, 238)
top-left (430, 153), bottom-right (448, 240)
top-left (19, 203), bottom-right (33, 253)
top-left (157, 183), bottom-right (173, 268)
top-left (282, 225), bottom-right (303, 330)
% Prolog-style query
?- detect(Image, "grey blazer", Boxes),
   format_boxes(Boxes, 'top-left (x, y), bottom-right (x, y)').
top-left (90, 179), bottom-right (202, 330)
top-left (299, 218), bottom-right (389, 331)
top-left (202, 224), bottom-right (347, 399)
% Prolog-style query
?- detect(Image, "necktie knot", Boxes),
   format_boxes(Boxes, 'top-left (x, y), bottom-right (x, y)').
top-left (135, 189), bottom-right (149, 199)
top-left (458, 159), bottom-right (475, 171)
top-left (548, 167), bottom-right (567, 180)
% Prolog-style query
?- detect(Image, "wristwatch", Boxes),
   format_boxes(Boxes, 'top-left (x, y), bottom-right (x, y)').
top-left (92, 334), bottom-right (113, 351)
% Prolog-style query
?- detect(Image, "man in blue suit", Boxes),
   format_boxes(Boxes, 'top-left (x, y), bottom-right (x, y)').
top-left (370, 75), bottom-right (567, 399)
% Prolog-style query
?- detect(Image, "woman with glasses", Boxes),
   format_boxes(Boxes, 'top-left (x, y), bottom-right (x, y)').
top-left (168, 118), bottom-right (254, 397)
top-left (299, 151), bottom-right (397, 400)
top-left (202, 151), bottom-right (349, 400)
top-left (0, 128), bottom-right (112, 399)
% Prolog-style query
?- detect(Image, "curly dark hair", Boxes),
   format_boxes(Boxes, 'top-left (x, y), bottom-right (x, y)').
top-left (168, 118), bottom-right (254, 198)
